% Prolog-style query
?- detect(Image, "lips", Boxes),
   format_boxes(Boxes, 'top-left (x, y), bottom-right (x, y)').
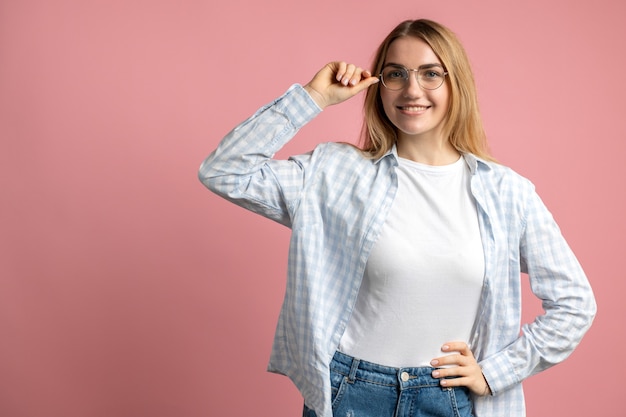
top-left (397, 104), bottom-right (431, 113)
top-left (398, 105), bottom-right (429, 111)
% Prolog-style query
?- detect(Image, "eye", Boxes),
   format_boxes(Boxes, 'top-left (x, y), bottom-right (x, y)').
top-left (384, 68), bottom-right (407, 79)
top-left (421, 69), bottom-right (443, 79)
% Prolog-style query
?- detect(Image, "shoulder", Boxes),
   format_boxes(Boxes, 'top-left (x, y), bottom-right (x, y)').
top-left (288, 143), bottom-right (390, 197)
top-left (296, 142), bottom-right (375, 168)
top-left (469, 156), bottom-right (540, 223)
top-left (318, 141), bottom-right (369, 158)
top-left (473, 156), bottom-right (535, 195)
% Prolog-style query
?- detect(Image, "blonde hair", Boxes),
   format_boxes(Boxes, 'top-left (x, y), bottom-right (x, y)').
top-left (361, 19), bottom-right (494, 161)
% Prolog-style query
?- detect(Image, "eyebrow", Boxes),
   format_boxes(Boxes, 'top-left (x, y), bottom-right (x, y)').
top-left (383, 62), bottom-right (445, 70)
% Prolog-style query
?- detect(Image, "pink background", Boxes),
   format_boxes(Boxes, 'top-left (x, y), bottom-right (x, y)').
top-left (1, 0), bottom-right (624, 416)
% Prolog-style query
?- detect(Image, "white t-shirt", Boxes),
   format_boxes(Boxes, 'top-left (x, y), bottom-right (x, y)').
top-left (339, 156), bottom-right (485, 367)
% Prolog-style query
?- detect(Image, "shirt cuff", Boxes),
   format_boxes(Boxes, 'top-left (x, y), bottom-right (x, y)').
top-left (274, 84), bottom-right (322, 129)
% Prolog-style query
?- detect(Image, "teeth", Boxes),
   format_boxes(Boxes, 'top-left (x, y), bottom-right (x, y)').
top-left (402, 106), bottom-right (428, 111)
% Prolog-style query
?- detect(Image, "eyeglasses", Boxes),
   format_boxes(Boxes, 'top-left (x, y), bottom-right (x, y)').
top-left (379, 64), bottom-right (448, 91)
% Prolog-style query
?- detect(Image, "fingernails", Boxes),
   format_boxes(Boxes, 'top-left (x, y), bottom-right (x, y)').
top-left (432, 370), bottom-right (440, 377)
top-left (442, 345), bottom-right (450, 351)
top-left (430, 359), bottom-right (439, 366)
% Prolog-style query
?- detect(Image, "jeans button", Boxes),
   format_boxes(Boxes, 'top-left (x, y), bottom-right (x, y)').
top-left (401, 371), bottom-right (409, 382)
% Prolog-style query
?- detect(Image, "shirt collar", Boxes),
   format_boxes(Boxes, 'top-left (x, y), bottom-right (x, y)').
top-left (373, 144), bottom-right (399, 166)
top-left (462, 153), bottom-right (493, 174)
top-left (374, 145), bottom-right (493, 173)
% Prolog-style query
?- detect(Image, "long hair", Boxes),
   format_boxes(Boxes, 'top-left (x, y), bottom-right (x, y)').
top-left (361, 19), bottom-right (494, 161)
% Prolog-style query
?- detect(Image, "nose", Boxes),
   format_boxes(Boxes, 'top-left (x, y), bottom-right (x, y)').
top-left (402, 71), bottom-right (423, 98)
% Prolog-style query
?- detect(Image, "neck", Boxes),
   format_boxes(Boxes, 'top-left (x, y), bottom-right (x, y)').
top-left (396, 135), bottom-right (460, 166)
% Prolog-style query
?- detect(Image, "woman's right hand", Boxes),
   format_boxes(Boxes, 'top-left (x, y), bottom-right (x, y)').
top-left (304, 61), bottom-right (379, 110)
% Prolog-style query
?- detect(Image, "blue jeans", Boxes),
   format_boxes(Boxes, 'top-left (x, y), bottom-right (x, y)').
top-left (303, 351), bottom-right (474, 417)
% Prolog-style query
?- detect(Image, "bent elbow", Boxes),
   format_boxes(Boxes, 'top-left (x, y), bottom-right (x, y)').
top-left (585, 292), bottom-right (598, 328)
top-left (198, 154), bottom-right (226, 193)
top-left (198, 158), bottom-right (214, 189)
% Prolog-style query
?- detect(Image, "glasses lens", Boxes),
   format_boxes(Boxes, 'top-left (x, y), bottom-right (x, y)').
top-left (381, 66), bottom-right (446, 90)
top-left (381, 67), bottom-right (408, 90)
top-left (418, 68), bottom-right (445, 90)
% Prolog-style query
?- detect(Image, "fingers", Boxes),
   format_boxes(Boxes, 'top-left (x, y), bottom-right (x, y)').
top-left (430, 342), bottom-right (491, 396)
top-left (335, 62), bottom-right (374, 87)
top-left (304, 61), bottom-right (378, 109)
top-left (433, 369), bottom-right (492, 397)
top-left (431, 341), bottom-right (473, 365)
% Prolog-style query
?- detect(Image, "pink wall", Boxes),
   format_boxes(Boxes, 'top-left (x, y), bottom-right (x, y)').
top-left (1, 1), bottom-right (624, 416)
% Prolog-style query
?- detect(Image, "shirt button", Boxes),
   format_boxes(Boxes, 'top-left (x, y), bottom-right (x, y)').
top-left (401, 372), bottom-right (410, 382)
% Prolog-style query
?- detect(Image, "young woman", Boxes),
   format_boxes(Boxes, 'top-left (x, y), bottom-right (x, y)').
top-left (199, 19), bottom-right (596, 417)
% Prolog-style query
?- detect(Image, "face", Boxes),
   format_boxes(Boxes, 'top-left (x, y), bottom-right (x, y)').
top-left (380, 37), bottom-right (450, 145)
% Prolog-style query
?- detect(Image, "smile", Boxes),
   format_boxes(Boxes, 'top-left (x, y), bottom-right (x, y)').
top-left (398, 105), bottom-right (430, 111)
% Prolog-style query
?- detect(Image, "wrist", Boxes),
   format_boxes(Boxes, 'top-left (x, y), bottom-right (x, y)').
top-left (303, 85), bottom-right (327, 110)
top-left (482, 373), bottom-right (493, 396)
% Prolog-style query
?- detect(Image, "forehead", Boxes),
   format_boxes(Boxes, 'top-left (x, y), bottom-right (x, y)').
top-left (385, 37), bottom-right (442, 67)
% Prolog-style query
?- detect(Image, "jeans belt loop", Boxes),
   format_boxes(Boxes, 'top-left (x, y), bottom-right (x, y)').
top-left (348, 356), bottom-right (360, 383)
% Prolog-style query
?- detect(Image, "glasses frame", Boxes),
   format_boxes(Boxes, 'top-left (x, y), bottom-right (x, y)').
top-left (379, 64), bottom-right (448, 91)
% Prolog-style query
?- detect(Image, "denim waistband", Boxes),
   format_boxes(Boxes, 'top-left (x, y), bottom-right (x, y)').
top-left (332, 351), bottom-right (442, 389)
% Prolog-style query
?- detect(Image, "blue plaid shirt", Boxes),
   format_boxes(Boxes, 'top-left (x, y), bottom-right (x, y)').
top-left (199, 84), bottom-right (596, 417)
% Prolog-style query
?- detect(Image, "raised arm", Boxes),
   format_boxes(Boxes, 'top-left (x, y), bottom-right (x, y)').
top-left (199, 62), bottom-right (378, 226)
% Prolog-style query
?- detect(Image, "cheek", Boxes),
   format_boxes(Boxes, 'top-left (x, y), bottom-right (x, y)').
top-left (379, 90), bottom-right (396, 117)
top-left (437, 85), bottom-right (451, 110)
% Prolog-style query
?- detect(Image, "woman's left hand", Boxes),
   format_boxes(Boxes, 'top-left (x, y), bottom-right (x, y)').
top-left (430, 341), bottom-right (492, 396)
